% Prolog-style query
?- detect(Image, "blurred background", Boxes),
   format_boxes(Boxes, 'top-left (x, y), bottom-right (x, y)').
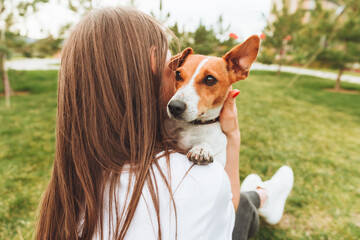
top-left (0, 0), bottom-right (359, 239)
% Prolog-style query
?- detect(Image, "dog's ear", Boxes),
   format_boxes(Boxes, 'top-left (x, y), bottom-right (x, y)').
top-left (222, 35), bottom-right (260, 82)
top-left (168, 47), bottom-right (193, 71)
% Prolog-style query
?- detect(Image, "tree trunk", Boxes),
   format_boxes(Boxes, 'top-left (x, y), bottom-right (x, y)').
top-left (277, 63), bottom-right (282, 75)
top-left (277, 44), bottom-right (285, 76)
top-left (0, 12), bottom-right (11, 108)
top-left (334, 68), bottom-right (344, 92)
top-left (288, 24), bottom-right (341, 88)
top-left (0, 52), bottom-right (11, 108)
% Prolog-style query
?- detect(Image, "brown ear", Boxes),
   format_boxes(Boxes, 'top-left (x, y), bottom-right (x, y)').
top-left (168, 47), bottom-right (193, 71)
top-left (222, 35), bottom-right (260, 81)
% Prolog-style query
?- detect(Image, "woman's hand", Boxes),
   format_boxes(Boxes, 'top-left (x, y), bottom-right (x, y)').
top-left (220, 88), bottom-right (241, 210)
top-left (220, 89), bottom-right (241, 142)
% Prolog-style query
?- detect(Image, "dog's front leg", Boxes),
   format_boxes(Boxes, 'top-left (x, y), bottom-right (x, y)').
top-left (187, 143), bottom-right (214, 165)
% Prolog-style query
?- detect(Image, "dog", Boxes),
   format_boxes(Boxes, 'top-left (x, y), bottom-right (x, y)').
top-left (166, 35), bottom-right (260, 167)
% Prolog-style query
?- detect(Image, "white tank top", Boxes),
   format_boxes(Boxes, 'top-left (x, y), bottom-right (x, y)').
top-left (90, 152), bottom-right (235, 240)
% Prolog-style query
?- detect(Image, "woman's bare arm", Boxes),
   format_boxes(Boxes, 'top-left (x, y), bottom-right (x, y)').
top-left (220, 89), bottom-right (241, 211)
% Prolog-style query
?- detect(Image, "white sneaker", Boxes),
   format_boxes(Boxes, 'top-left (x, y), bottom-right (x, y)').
top-left (258, 166), bottom-right (294, 225)
top-left (240, 174), bottom-right (262, 193)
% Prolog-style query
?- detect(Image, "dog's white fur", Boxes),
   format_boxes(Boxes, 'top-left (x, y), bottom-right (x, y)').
top-left (165, 118), bottom-right (227, 167)
top-left (166, 57), bottom-right (227, 166)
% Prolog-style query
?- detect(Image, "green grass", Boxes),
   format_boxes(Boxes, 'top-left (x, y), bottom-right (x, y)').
top-left (1, 70), bottom-right (360, 239)
top-left (0, 70), bottom-right (58, 240)
top-left (235, 71), bottom-right (360, 239)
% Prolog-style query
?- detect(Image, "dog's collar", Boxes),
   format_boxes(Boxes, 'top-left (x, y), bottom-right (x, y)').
top-left (189, 116), bottom-right (220, 125)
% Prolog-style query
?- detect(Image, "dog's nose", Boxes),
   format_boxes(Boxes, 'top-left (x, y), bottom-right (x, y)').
top-left (168, 100), bottom-right (186, 117)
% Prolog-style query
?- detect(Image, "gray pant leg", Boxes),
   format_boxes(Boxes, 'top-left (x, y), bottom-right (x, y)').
top-left (232, 191), bottom-right (260, 240)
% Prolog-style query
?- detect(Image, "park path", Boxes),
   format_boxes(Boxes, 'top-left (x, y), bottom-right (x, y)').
top-left (6, 58), bottom-right (60, 71)
top-left (6, 58), bottom-right (360, 85)
top-left (252, 63), bottom-right (360, 84)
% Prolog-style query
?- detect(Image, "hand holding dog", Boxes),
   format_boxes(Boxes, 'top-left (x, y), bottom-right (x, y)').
top-left (220, 88), bottom-right (241, 141)
top-left (221, 88), bottom-right (241, 210)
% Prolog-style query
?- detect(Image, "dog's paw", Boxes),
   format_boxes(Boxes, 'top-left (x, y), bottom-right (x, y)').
top-left (187, 146), bottom-right (214, 165)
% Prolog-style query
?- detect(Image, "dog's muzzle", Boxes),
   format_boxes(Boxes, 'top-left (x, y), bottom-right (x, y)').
top-left (168, 100), bottom-right (186, 118)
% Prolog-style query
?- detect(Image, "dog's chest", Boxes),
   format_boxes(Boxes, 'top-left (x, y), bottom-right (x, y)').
top-left (179, 123), bottom-right (224, 147)
top-left (166, 120), bottom-right (228, 166)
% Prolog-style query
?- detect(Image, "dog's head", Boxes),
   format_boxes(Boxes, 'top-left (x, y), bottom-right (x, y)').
top-left (167, 35), bottom-right (260, 122)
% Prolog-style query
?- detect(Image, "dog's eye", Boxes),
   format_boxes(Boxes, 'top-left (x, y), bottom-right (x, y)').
top-left (175, 71), bottom-right (182, 81)
top-left (203, 75), bottom-right (218, 86)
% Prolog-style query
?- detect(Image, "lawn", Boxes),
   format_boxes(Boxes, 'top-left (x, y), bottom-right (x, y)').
top-left (0, 70), bottom-right (359, 239)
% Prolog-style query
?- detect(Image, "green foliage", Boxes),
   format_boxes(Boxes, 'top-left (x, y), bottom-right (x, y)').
top-left (0, 43), bottom-right (10, 56)
top-left (0, 0), bottom-right (52, 93)
top-left (259, 0), bottom-right (360, 68)
top-left (272, 0), bottom-right (360, 68)
top-left (23, 36), bottom-right (62, 58)
top-left (259, 0), bottom-right (305, 65)
top-left (5, 32), bottom-right (27, 50)
top-left (168, 23), bottom-right (191, 54)
top-left (315, 1), bottom-right (360, 69)
top-left (259, 0), bottom-right (360, 89)
top-left (257, 47), bottom-right (276, 65)
top-left (0, 31), bottom-right (61, 59)
top-left (291, 1), bottom-right (336, 65)
top-left (1, 31), bottom-right (28, 58)
top-left (192, 22), bottom-right (220, 55)
top-left (317, 49), bottom-right (349, 69)
top-left (0, 1), bottom-right (53, 58)
top-left (1, 70), bottom-right (360, 239)
top-left (308, 0), bottom-right (360, 89)
top-left (265, 0), bottom-right (304, 48)
top-left (169, 19), bottom-right (238, 57)
top-left (219, 37), bottom-right (238, 56)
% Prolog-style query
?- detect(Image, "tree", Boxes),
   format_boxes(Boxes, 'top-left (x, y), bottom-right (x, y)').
top-left (259, 0), bottom-right (305, 74)
top-left (287, 0), bottom-right (359, 90)
top-left (169, 16), bottom-right (238, 57)
top-left (292, 1), bottom-right (336, 65)
top-left (0, 0), bottom-right (49, 108)
top-left (192, 21), bottom-right (220, 55)
top-left (24, 36), bottom-right (62, 58)
top-left (315, 0), bottom-right (360, 91)
top-left (285, 0), bottom-right (348, 86)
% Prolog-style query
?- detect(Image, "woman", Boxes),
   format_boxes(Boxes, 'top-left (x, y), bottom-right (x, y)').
top-left (36, 7), bottom-right (293, 240)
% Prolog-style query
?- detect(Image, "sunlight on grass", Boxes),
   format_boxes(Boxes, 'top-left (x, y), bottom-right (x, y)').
top-left (235, 71), bottom-right (360, 239)
top-left (0, 70), bottom-right (359, 239)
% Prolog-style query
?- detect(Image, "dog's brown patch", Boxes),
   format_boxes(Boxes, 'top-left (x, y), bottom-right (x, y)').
top-left (170, 35), bottom-right (260, 118)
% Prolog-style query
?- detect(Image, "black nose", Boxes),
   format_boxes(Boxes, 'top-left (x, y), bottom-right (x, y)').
top-left (168, 100), bottom-right (186, 117)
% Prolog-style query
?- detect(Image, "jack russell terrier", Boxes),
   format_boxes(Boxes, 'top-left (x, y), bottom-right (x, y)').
top-left (166, 35), bottom-right (260, 167)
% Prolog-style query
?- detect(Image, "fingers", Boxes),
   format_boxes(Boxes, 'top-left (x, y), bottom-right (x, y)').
top-left (222, 89), bottom-right (240, 110)
top-left (232, 89), bottom-right (240, 98)
top-left (219, 88), bottom-right (240, 134)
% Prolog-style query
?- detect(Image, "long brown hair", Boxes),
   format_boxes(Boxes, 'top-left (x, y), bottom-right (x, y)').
top-left (36, 7), bottom-right (180, 239)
